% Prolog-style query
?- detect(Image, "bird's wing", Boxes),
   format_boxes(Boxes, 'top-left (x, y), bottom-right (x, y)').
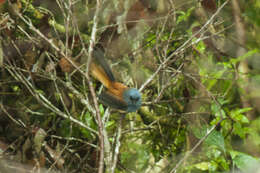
top-left (99, 91), bottom-right (128, 111)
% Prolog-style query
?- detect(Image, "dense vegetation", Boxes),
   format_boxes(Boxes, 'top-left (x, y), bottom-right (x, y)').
top-left (0, 0), bottom-right (260, 172)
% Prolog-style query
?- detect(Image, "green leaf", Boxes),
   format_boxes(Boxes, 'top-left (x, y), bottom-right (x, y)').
top-left (192, 126), bottom-right (225, 152)
top-left (176, 7), bottom-right (194, 24)
top-left (233, 122), bottom-right (246, 138)
top-left (211, 101), bottom-right (227, 118)
top-left (196, 40), bottom-right (206, 53)
top-left (230, 150), bottom-right (260, 171)
top-left (194, 162), bottom-right (210, 171)
top-left (80, 112), bottom-right (96, 139)
top-left (99, 104), bottom-right (104, 115)
top-left (206, 130), bottom-right (225, 152)
top-left (230, 107), bottom-right (251, 123)
top-left (12, 85), bottom-right (20, 92)
top-left (105, 120), bottom-right (115, 128)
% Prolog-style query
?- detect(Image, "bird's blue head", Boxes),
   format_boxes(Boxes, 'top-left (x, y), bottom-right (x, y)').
top-left (122, 88), bottom-right (142, 112)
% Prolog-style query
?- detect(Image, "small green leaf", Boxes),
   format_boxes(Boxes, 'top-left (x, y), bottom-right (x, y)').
top-left (12, 85), bottom-right (20, 92)
top-left (99, 104), bottom-right (104, 115)
top-left (194, 162), bottom-right (210, 171)
top-left (176, 7), bottom-right (194, 24)
top-left (105, 120), bottom-right (115, 128)
top-left (80, 112), bottom-right (96, 139)
top-left (196, 41), bottom-right (206, 53)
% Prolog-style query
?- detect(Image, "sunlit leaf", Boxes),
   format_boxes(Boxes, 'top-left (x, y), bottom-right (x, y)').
top-left (194, 162), bottom-right (210, 171)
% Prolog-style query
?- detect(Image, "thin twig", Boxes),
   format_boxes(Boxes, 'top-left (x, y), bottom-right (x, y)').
top-left (111, 115), bottom-right (124, 173)
top-left (85, 1), bottom-right (105, 173)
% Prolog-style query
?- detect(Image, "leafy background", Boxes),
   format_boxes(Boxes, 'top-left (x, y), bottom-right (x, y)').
top-left (0, 0), bottom-right (260, 172)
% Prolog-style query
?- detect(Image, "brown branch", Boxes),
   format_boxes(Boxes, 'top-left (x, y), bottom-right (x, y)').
top-left (85, 0), bottom-right (105, 173)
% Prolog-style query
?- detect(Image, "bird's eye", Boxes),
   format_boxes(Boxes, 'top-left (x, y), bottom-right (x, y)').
top-left (130, 95), bottom-right (139, 102)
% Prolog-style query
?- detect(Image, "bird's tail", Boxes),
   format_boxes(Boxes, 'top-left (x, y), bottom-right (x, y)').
top-left (90, 49), bottom-right (115, 89)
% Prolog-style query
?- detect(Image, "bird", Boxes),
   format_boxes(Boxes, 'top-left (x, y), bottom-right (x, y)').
top-left (90, 49), bottom-right (142, 112)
